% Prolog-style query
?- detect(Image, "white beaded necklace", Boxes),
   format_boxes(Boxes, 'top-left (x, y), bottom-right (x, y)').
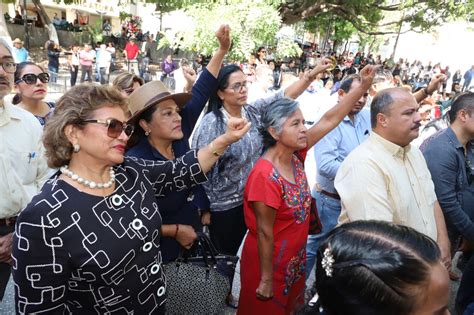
top-left (60, 165), bottom-right (115, 189)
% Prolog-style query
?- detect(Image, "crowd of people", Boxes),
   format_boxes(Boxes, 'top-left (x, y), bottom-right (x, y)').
top-left (0, 23), bottom-right (474, 315)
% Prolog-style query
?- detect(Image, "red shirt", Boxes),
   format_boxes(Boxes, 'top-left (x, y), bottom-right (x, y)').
top-left (124, 43), bottom-right (139, 60)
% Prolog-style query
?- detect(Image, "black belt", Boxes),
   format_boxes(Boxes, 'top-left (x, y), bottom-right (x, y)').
top-left (320, 190), bottom-right (340, 200)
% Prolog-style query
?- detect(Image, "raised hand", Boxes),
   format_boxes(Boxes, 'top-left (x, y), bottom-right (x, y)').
top-left (216, 24), bottom-right (231, 53)
top-left (183, 66), bottom-right (197, 90)
top-left (306, 58), bottom-right (333, 81)
top-left (427, 73), bottom-right (446, 94)
top-left (223, 117), bottom-right (252, 144)
top-left (359, 65), bottom-right (380, 88)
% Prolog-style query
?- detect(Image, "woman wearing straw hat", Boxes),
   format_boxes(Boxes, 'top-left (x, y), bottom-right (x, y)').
top-left (126, 25), bottom-right (231, 262)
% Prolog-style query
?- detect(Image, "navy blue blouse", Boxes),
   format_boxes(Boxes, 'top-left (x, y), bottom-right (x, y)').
top-left (126, 68), bottom-right (216, 262)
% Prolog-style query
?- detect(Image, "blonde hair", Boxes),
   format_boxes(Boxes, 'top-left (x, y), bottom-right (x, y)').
top-left (112, 72), bottom-right (144, 91)
top-left (43, 84), bottom-right (128, 168)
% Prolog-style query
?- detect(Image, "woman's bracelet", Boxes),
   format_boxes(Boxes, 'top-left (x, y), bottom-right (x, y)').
top-left (174, 224), bottom-right (179, 239)
top-left (209, 141), bottom-right (225, 157)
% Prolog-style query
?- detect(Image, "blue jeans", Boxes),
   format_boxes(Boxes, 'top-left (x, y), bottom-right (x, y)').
top-left (48, 65), bottom-right (58, 83)
top-left (306, 190), bottom-right (341, 279)
top-left (457, 252), bottom-right (474, 314)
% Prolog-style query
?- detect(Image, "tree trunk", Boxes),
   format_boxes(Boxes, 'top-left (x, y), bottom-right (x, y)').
top-left (0, 5), bottom-right (12, 42)
top-left (31, 0), bottom-right (59, 44)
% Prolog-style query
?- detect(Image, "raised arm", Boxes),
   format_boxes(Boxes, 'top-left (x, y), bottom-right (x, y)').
top-left (306, 65), bottom-right (377, 148)
top-left (206, 24), bottom-right (231, 78)
top-left (283, 58), bottom-right (332, 99)
top-left (145, 117), bottom-right (251, 195)
top-left (413, 73), bottom-right (445, 103)
top-left (181, 24), bottom-right (231, 128)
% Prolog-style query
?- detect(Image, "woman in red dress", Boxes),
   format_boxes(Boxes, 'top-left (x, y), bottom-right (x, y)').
top-left (237, 65), bottom-right (377, 315)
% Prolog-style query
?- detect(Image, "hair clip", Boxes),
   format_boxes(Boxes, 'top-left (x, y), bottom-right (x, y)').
top-left (322, 248), bottom-right (335, 277)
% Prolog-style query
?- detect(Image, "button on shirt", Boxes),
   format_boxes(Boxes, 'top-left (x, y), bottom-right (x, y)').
top-left (335, 132), bottom-right (438, 240)
top-left (0, 102), bottom-right (50, 219)
top-left (421, 127), bottom-right (474, 241)
top-left (315, 108), bottom-right (370, 193)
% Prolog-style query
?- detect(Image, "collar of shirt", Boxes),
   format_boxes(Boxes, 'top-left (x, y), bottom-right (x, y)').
top-left (0, 102), bottom-right (22, 127)
top-left (445, 127), bottom-right (464, 150)
top-left (370, 132), bottom-right (412, 160)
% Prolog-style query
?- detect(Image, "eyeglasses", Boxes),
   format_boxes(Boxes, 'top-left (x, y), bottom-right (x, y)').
top-left (466, 159), bottom-right (474, 185)
top-left (227, 82), bottom-right (248, 93)
top-left (82, 119), bottom-right (135, 138)
top-left (1, 59), bottom-right (16, 74)
top-left (15, 73), bottom-right (50, 85)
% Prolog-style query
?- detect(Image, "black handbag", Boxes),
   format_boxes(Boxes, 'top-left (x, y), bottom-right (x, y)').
top-left (164, 233), bottom-right (238, 314)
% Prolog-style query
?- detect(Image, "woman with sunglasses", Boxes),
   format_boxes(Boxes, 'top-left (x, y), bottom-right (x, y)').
top-left (12, 61), bottom-right (54, 126)
top-left (12, 83), bottom-right (250, 314)
top-left (125, 25), bottom-right (230, 263)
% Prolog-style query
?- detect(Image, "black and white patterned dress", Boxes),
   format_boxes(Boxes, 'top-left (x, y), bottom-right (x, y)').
top-left (12, 151), bottom-right (206, 314)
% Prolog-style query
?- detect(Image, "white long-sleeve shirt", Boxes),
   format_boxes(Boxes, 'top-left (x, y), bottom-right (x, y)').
top-left (0, 102), bottom-right (51, 218)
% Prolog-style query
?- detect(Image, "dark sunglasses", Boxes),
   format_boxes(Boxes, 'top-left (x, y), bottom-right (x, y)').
top-left (15, 73), bottom-right (50, 85)
top-left (82, 118), bottom-right (135, 138)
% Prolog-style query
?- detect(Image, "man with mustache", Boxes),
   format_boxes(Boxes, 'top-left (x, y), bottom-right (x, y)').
top-left (0, 39), bottom-right (50, 302)
top-left (305, 74), bottom-right (370, 277)
top-left (334, 88), bottom-right (451, 269)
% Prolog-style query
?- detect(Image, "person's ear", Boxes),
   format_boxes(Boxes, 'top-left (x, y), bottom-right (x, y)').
top-left (138, 119), bottom-right (150, 133)
top-left (268, 127), bottom-right (279, 141)
top-left (217, 89), bottom-right (225, 101)
top-left (377, 113), bottom-right (388, 128)
top-left (64, 124), bottom-right (80, 145)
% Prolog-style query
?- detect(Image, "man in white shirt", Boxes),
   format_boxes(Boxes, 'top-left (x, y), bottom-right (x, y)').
top-left (335, 87), bottom-right (451, 268)
top-left (0, 39), bottom-right (50, 300)
top-left (97, 44), bottom-right (112, 85)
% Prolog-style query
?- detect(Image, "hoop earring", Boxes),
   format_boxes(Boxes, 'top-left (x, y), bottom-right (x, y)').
top-left (73, 143), bottom-right (80, 153)
top-left (145, 130), bottom-right (151, 136)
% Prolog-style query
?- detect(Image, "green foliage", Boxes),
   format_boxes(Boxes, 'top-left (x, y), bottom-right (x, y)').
top-left (274, 37), bottom-right (302, 60)
top-left (277, 0), bottom-right (474, 35)
top-left (173, 0), bottom-right (281, 61)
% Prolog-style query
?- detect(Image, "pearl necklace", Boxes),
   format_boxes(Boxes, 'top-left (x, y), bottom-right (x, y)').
top-left (60, 165), bottom-right (115, 189)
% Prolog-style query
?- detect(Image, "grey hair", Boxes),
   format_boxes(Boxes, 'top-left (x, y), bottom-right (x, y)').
top-left (259, 98), bottom-right (300, 150)
top-left (370, 89), bottom-right (395, 127)
top-left (0, 38), bottom-right (13, 56)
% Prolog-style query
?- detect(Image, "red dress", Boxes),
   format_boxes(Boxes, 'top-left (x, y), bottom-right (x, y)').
top-left (238, 151), bottom-right (310, 315)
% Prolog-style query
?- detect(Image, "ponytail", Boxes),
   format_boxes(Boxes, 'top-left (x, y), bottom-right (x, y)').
top-left (12, 93), bottom-right (22, 105)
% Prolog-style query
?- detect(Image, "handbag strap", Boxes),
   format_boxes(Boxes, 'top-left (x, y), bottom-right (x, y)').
top-left (196, 232), bottom-right (218, 265)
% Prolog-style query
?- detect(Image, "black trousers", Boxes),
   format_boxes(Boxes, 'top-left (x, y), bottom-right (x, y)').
top-left (70, 65), bottom-right (78, 87)
top-left (209, 205), bottom-right (247, 256)
top-left (0, 225), bottom-right (14, 300)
